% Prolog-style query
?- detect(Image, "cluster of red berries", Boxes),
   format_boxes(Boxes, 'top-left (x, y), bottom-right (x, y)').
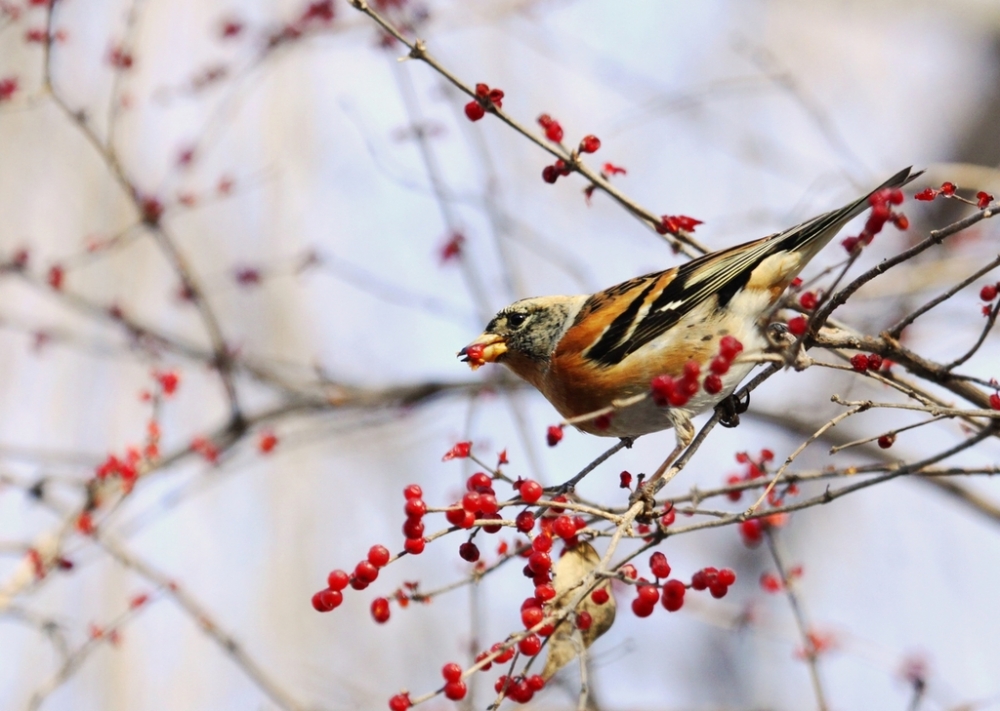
top-left (445, 472), bottom-right (502, 534)
top-left (494, 674), bottom-right (546, 704)
top-left (401, 483), bottom-right (427, 553)
top-left (629, 551), bottom-right (736, 616)
top-left (312, 544), bottom-right (391, 614)
top-left (841, 187), bottom-right (907, 253)
top-left (656, 214), bottom-right (703, 236)
top-left (724, 449), bottom-right (777, 503)
top-left (650, 336), bottom-right (743, 406)
top-left (915, 182), bottom-right (994, 209)
top-left (850, 353), bottom-right (885, 373)
top-left (464, 83), bottom-right (504, 122)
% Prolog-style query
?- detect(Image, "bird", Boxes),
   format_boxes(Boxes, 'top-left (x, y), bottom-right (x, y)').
top-left (459, 167), bottom-right (919, 449)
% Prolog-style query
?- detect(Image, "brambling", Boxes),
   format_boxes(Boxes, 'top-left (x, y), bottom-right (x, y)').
top-left (460, 168), bottom-right (918, 446)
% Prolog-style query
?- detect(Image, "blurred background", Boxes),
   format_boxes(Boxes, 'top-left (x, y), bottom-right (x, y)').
top-left (2, 0), bottom-right (1000, 709)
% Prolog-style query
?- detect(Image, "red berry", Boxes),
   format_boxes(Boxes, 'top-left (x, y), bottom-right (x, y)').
top-left (636, 584), bottom-right (660, 606)
top-left (552, 515), bottom-right (575, 540)
top-left (521, 605), bottom-right (544, 628)
top-left (739, 519), bottom-right (764, 546)
top-left (464, 101), bottom-right (485, 121)
top-left (459, 542), bottom-right (480, 562)
top-left (989, 393), bottom-right (1000, 410)
top-left (709, 583), bottom-right (728, 599)
top-left (442, 662), bottom-right (462, 682)
top-left (546, 425), bottom-right (564, 447)
top-left (787, 315), bottom-right (808, 336)
top-left (542, 165), bottom-right (559, 184)
top-left (718, 568), bottom-right (736, 586)
top-left (940, 181), bottom-right (956, 196)
top-left (516, 510), bottom-right (536, 533)
top-left (467, 472), bottom-right (492, 492)
top-left (719, 335), bottom-right (743, 360)
top-left (519, 479), bottom-right (543, 503)
top-left (660, 506), bottom-right (676, 527)
top-left (877, 434), bottom-right (895, 449)
top-left (867, 354), bottom-right (883, 371)
top-left (403, 484), bottom-right (422, 499)
top-left (709, 356), bottom-right (730, 375)
top-left (402, 518), bottom-right (424, 540)
top-left (850, 354), bottom-right (869, 372)
top-left (703, 374), bottom-right (723, 395)
top-left (799, 291), bottom-right (818, 311)
top-left (461, 491), bottom-right (481, 513)
top-left (444, 681), bottom-right (467, 700)
top-left (528, 551), bottom-right (551, 574)
top-left (445, 506), bottom-right (467, 526)
top-left (327, 569), bottom-right (349, 591)
top-left (977, 191), bottom-right (994, 209)
top-left (726, 474), bottom-right (743, 502)
top-left (527, 674), bottom-right (546, 691)
top-left (368, 545), bottom-right (391, 568)
top-left (403, 498), bottom-right (426, 518)
top-left (576, 611), bottom-right (593, 630)
top-left (518, 633), bottom-right (542, 656)
top-left (388, 693), bottom-right (411, 711)
top-left (535, 583), bottom-right (556, 602)
top-left (591, 588), bottom-right (610, 605)
top-left (650, 551), bottom-right (671, 579)
top-left (493, 642), bottom-right (514, 663)
top-left (355, 561), bottom-right (379, 583)
top-left (443, 442), bottom-right (472, 461)
top-left (311, 589), bottom-right (342, 612)
top-left (661, 579), bottom-right (685, 611)
top-left (914, 188), bottom-right (937, 201)
top-left (981, 284), bottom-right (998, 302)
top-left (545, 123), bottom-right (564, 143)
top-left (403, 537), bottom-right (425, 555)
top-left (579, 134), bottom-right (601, 153)
top-left (371, 597), bottom-right (390, 623)
top-left (631, 598), bottom-right (655, 617)
top-left (532, 534), bottom-right (553, 552)
top-left (760, 572), bottom-right (782, 592)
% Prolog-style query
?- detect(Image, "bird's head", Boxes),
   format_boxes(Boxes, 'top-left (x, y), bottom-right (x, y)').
top-left (459, 295), bottom-right (585, 370)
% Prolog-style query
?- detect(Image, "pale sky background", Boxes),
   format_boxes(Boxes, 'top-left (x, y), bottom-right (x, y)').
top-left (2, 1), bottom-right (1000, 710)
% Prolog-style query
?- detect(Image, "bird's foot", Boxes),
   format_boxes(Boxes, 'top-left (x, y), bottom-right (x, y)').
top-left (716, 390), bottom-right (750, 428)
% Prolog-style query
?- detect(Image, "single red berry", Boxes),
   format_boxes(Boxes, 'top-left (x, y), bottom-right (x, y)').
top-left (636, 584), bottom-right (660, 606)
top-left (258, 432), bottom-right (278, 453)
top-left (650, 551), bottom-right (671, 579)
top-left (841, 235), bottom-right (861, 253)
top-left (892, 213), bottom-right (910, 230)
top-left (516, 510), bottom-right (535, 533)
top-left (443, 681), bottom-right (467, 700)
top-left (546, 425), bottom-right (564, 447)
top-left (660, 505), bottom-right (676, 527)
top-left (718, 335), bottom-right (743, 360)
top-left (535, 583), bottom-right (556, 602)
top-left (388, 693), bottom-right (410, 711)
top-left (690, 570), bottom-right (707, 591)
top-left (545, 122), bottom-right (564, 143)
top-left (718, 568), bottom-right (736, 586)
top-left (552, 515), bottom-right (576, 540)
top-left (709, 356), bottom-right (730, 375)
top-left (726, 474), bottom-right (743, 502)
top-left (914, 188), bottom-right (937, 201)
top-left (703, 374), bottom-right (723, 395)
top-left (442, 662), bottom-right (462, 682)
top-left (47, 265), bottom-right (64, 290)
top-left (371, 597), bottom-right (390, 623)
top-left (591, 588), bottom-right (610, 605)
top-left (368, 545), bottom-right (391, 568)
top-left (464, 101), bottom-right (485, 121)
top-left (355, 561), bottom-right (379, 583)
top-left (981, 284), bottom-right (998, 302)
top-left (989, 393), bottom-right (1000, 410)
top-left (799, 291), bottom-right (818, 311)
top-left (521, 605), bottom-right (544, 628)
top-left (787, 315), bottom-right (808, 336)
top-left (478, 493), bottom-right (499, 515)
top-left (311, 589), bottom-right (342, 612)
top-left (466, 471), bottom-right (492, 492)
top-left (661, 579), bottom-right (685, 611)
top-left (532, 534), bottom-right (553, 553)
top-left (977, 191), bottom-right (994, 209)
top-left (739, 519), bottom-right (764, 546)
top-left (620, 564), bottom-right (638, 580)
top-left (402, 518), bottom-right (424, 540)
top-left (940, 182), bottom-right (956, 196)
top-left (878, 434), bottom-right (895, 449)
top-left (519, 479), bottom-right (543, 503)
top-left (867, 354), bottom-right (883, 371)
top-left (327, 569), bottom-right (349, 591)
top-left (542, 164), bottom-right (559, 184)
top-left (579, 134), bottom-right (601, 153)
top-left (850, 354), bottom-right (870, 372)
top-left (403, 498), bottom-right (426, 518)
top-left (404, 537), bottom-right (425, 555)
top-left (493, 642), bottom-right (515, 663)
top-left (575, 611), bottom-right (593, 631)
top-left (403, 484), bottom-right (422, 500)
top-left (528, 551), bottom-right (551, 574)
top-left (760, 572), bottom-right (782, 592)
top-left (631, 598), bottom-right (655, 617)
top-left (518, 633), bottom-right (542, 656)
top-left (527, 674), bottom-right (546, 691)
top-left (459, 542), bottom-right (480, 562)
top-left (461, 491), bottom-right (481, 513)
top-left (709, 583), bottom-right (728, 599)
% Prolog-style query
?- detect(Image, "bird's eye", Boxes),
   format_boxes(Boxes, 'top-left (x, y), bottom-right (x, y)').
top-left (506, 312), bottom-right (528, 329)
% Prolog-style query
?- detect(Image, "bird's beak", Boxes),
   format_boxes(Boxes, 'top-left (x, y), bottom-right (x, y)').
top-left (458, 333), bottom-right (508, 370)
